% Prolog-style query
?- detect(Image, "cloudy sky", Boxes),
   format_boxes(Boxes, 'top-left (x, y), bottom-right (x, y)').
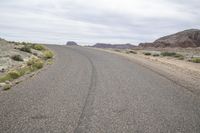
top-left (0, 0), bottom-right (199, 45)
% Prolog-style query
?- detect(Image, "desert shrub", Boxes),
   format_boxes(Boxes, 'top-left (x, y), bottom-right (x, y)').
top-left (11, 55), bottom-right (23, 61)
top-left (0, 70), bottom-right (21, 82)
top-left (178, 57), bottom-right (184, 60)
top-left (33, 44), bottom-right (46, 51)
top-left (43, 50), bottom-right (54, 59)
top-left (143, 52), bottom-right (151, 56)
top-left (153, 53), bottom-right (160, 57)
top-left (174, 54), bottom-right (184, 60)
top-left (161, 52), bottom-right (184, 60)
top-left (14, 42), bottom-right (20, 45)
top-left (27, 58), bottom-right (44, 70)
top-left (0, 57), bottom-right (45, 83)
top-left (33, 60), bottom-right (44, 69)
top-left (0, 75), bottom-right (9, 83)
top-left (127, 50), bottom-right (137, 54)
top-left (22, 42), bottom-right (27, 45)
top-left (20, 45), bottom-right (31, 53)
top-left (161, 52), bottom-right (176, 56)
top-left (18, 66), bottom-right (31, 75)
top-left (114, 49), bottom-right (121, 52)
top-left (8, 71), bottom-right (21, 79)
top-left (174, 54), bottom-right (183, 58)
top-left (191, 58), bottom-right (200, 63)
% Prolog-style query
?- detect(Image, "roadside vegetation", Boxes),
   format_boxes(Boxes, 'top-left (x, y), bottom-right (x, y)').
top-left (191, 57), bottom-right (200, 63)
top-left (11, 55), bottom-right (23, 61)
top-left (122, 48), bottom-right (200, 63)
top-left (142, 51), bottom-right (184, 60)
top-left (153, 53), bottom-right (159, 57)
top-left (32, 44), bottom-right (46, 51)
top-left (20, 45), bottom-right (32, 53)
top-left (161, 52), bottom-right (184, 60)
top-left (43, 50), bottom-right (54, 59)
top-left (0, 41), bottom-right (54, 90)
top-left (126, 50), bottom-right (137, 54)
top-left (161, 52), bottom-right (176, 56)
top-left (114, 49), bottom-right (121, 52)
top-left (143, 52), bottom-right (151, 56)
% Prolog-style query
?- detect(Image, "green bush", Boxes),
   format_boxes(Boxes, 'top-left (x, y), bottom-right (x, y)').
top-left (174, 54), bottom-right (183, 58)
top-left (191, 58), bottom-right (200, 63)
top-left (14, 42), bottom-right (20, 45)
top-left (174, 54), bottom-right (184, 60)
top-left (143, 52), bottom-right (151, 56)
top-left (114, 49), bottom-right (121, 52)
top-left (153, 54), bottom-right (160, 57)
top-left (43, 50), bottom-right (54, 59)
top-left (20, 45), bottom-right (31, 53)
top-left (0, 70), bottom-right (21, 83)
top-left (33, 60), bottom-right (44, 69)
top-left (178, 57), bottom-right (184, 60)
top-left (11, 55), bottom-right (23, 61)
top-left (0, 57), bottom-right (45, 83)
top-left (161, 52), bottom-right (185, 60)
top-left (33, 44), bottom-right (46, 51)
top-left (8, 71), bottom-right (21, 79)
top-left (22, 42), bottom-right (27, 45)
top-left (27, 58), bottom-right (44, 70)
top-left (161, 52), bottom-right (176, 56)
top-left (127, 50), bottom-right (137, 54)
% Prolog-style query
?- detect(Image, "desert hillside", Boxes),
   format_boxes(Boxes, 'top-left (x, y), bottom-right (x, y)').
top-left (139, 29), bottom-right (200, 48)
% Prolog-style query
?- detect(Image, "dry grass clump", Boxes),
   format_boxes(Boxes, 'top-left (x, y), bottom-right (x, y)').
top-left (43, 50), bottom-right (54, 59)
top-left (32, 44), bottom-right (46, 51)
top-left (20, 45), bottom-right (31, 53)
top-left (0, 58), bottom-right (44, 83)
top-left (143, 52), bottom-right (151, 56)
top-left (191, 58), bottom-right (200, 63)
top-left (11, 55), bottom-right (23, 61)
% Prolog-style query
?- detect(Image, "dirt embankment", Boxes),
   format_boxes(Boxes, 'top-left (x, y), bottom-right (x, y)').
top-left (0, 39), bottom-right (54, 90)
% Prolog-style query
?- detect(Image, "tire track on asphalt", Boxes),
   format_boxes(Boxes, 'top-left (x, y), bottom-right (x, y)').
top-left (65, 47), bottom-right (97, 133)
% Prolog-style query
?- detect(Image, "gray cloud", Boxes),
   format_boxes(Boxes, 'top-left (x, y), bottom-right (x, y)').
top-left (0, 0), bottom-right (200, 45)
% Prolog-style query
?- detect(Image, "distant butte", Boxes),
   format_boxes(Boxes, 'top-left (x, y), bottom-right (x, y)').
top-left (66, 41), bottom-right (78, 46)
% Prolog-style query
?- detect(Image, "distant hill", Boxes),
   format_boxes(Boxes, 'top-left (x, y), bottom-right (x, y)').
top-left (92, 43), bottom-right (136, 49)
top-left (139, 29), bottom-right (200, 48)
top-left (66, 41), bottom-right (78, 46)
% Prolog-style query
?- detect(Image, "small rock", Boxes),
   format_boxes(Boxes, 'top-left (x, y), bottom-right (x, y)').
top-left (5, 81), bottom-right (11, 84)
top-left (0, 83), bottom-right (6, 87)
top-left (3, 84), bottom-right (11, 90)
top-left (0, 68), bottom-right (5, 72)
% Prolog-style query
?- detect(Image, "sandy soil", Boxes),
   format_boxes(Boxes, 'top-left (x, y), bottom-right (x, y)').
top-left (98, 48), bottom-right (200, 96)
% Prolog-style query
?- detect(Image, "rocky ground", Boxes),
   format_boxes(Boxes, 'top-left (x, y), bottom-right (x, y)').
top-left (0, 39), bottom-right (43, 74)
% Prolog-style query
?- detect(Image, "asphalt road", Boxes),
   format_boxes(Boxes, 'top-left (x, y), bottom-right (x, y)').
top-left (0, 45), bottom-right (200, 133)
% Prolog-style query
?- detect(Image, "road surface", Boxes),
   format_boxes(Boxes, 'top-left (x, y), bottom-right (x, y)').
top-left (0, 46), bottom-right (200, 133)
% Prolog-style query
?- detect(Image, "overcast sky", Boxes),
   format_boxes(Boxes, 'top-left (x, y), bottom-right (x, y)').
top-left (0, 0), bottom-right (199, 45)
